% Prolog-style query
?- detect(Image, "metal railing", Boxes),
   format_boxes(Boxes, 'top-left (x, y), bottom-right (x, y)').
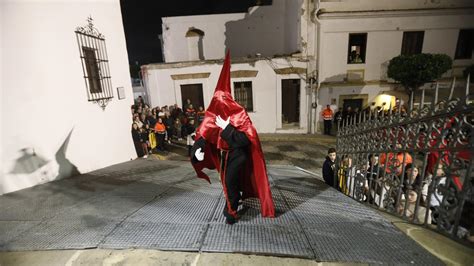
top-left (335, 75), bottom-right (473, 246)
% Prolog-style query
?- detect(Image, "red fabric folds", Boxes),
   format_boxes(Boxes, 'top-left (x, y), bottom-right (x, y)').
top-left (191, 51), bottom-right (275, 218)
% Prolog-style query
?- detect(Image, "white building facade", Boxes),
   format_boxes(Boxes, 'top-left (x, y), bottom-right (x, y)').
top-left (1, 0), bottom-right (136, 194)
top-left (143, 0), bottom-right (474, 133)
top-left (315, 0), bottom-right (474, 129)
top-left (144, 58), bottom-right (309, 133)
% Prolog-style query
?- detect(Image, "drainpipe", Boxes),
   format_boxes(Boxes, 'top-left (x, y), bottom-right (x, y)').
top-left (140, 65), bottom-right (151, 106)
top-left (308, 76), bottom-right (313, 134)
top-left (312, 0), bottom-right (322, 134)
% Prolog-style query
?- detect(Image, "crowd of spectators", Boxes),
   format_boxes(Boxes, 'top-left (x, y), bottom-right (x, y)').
top-left (323, 146), bottom-right (473, 242)
top-left (130, 96), bottom-right (206, 158)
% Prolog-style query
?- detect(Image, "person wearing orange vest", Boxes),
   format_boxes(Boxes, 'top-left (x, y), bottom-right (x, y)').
top-left (154, 117), bottom-right (167, 152)
top-left (322, 104), bottom-right (334, 135)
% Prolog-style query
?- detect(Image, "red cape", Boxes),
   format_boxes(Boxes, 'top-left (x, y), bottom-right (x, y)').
top-left (191, 51), bottom-right (275, 218)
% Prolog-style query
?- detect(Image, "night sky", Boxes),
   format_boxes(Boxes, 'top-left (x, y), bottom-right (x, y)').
top-left (120, 0), bottom-right (271, 65)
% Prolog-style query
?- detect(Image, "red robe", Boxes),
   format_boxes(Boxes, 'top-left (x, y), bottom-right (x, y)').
top-left (191, 51), bottom-right (275, 218)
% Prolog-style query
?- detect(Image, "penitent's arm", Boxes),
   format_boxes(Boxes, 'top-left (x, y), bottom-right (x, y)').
top-left (220, 124), bottom-right (250, 149)
top-left (191, 138), bottom-right (206, 163)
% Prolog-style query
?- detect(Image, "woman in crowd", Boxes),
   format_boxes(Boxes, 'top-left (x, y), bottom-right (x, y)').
top-left (133, 115), bottom-right (143, 129)
top-left (131, 123), bottom-right (144, 158)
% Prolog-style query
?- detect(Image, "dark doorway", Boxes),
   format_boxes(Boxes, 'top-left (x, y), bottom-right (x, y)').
top-left (180, 84), bottom-right (204, 109)
top-left (282, 79), bottom-right (300, 125)
top-left (342, 98), bottom-right (363, 112)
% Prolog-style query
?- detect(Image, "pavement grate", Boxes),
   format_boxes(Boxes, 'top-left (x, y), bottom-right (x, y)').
top-left (126, 188), bottom-right (220, 223)
top-left (0, 221), bottom-right (41, 248)
top-left (201, 224), bottom-right (314, 258)
top-left (53, 196), bottom-right (154, 221)
top-left (99, 222), bottom-right (205, 251)
top-left (1, 218), bottom-right (118, 251)
top-left (304, 222), bottom-right (443, 265)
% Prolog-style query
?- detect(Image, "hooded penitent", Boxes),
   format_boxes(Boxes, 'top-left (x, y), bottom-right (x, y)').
top-left (191, 51), bottom-right (275, 218)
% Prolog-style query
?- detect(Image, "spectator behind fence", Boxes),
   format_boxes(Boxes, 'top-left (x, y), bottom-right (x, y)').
top-left (402, 163), bottom-right (423, 195)
top-left (379, 144), bottom-right (412, 175)
top-left (322, 148), bottom-right (336, 187)
top-left (397, 189), bottom-right (431, 224)
top-left (366, 154), bottom-right (382, 203)
top-left (338, 155), bottom-right (353, 195)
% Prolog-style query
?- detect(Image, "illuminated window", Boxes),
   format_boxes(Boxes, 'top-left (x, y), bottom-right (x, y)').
top-left (347, 33), bottom-right (367, 64)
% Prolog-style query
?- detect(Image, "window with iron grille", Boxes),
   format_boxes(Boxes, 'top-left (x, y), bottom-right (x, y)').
top-left (401, 31), bottom-right (424, 55)
top-left (234, 81), bottom-right (253, 112)
top-left (455, 29), bottom-right (474, 59)
top-left (75, 17), bottom-right (113, 109)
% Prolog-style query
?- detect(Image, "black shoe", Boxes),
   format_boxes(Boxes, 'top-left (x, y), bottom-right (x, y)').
top-left (223, 210), bottom-right (237, 225)
top-left (225, 216), bottom-right (236, 225)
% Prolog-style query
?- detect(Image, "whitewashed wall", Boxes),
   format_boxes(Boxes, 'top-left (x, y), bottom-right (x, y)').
top-left (1, 0), bottom-right (136, 194)
top-left (162, 13), bottom-right (245, 63)
top-left (161, 0), bottom-right (304, 63)
top-left (143, 58), bottom-right (308, 133)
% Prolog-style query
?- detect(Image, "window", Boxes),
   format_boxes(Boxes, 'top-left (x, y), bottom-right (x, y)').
top-left (455, 29), bottom-right (474, 59)
top-left (347, 33), bottom-right (367, 64)
top-left (186, 28), bottom-right (205, 60)
top-left (401, 31), bottom-right (424, 55)
top-left (82, 47), bottom-right (102, 94)
top-left (75, 17), bottom-right (113, 109)
top-left (234, 81), bottom-right (253, 112)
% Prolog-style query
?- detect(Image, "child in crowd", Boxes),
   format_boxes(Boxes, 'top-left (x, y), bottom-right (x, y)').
top-left (322, 148), bottom-right (336, 187)
top-left (338, 155), bottom-right (353, 195)
top-left (138, 126), bottom-right (149, 158)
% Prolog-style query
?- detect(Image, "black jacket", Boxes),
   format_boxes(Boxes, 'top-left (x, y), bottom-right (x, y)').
top-left (191, 124), bottom-right (249, 165)
top-left (322, 156), bottom-right (335, 187)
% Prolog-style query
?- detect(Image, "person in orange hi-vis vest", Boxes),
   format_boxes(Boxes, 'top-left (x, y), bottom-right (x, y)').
top-left (322, 104), bottom-right (334, 135)
top-left (154, 117), bottom-right (167, 152)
